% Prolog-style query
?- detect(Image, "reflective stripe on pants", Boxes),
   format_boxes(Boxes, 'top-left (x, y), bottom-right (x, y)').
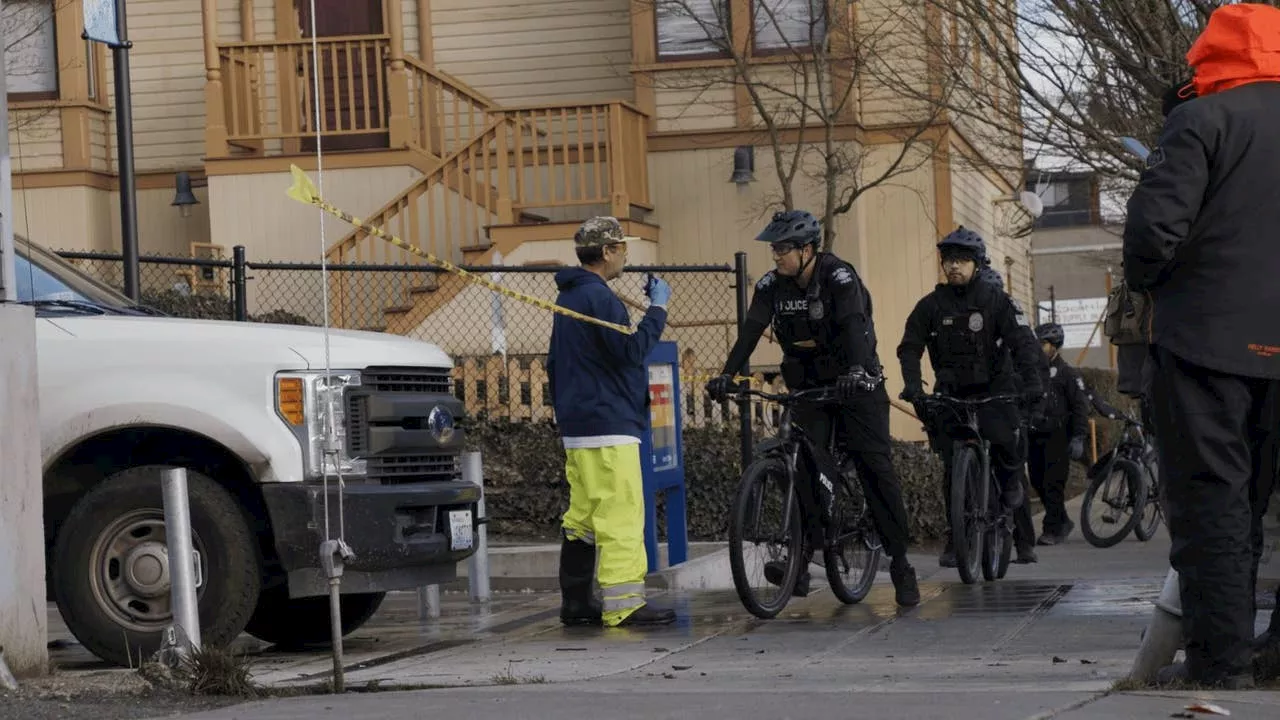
top-left (561, 443), bottom-right (647, 626)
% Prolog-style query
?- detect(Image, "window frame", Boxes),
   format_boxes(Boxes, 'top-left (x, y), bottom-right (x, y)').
top-left (654, 0), bottom-right (733, 62)
top-left (749, 0), bottom-right (828, 57)
top-left (4, 0), bottom-right (61, 102)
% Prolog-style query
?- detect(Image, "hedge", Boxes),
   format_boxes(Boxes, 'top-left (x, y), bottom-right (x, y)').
top-left (138, 289), bottom-right (315, 326)
top-left (466, 367), bottom-right (1133, 546)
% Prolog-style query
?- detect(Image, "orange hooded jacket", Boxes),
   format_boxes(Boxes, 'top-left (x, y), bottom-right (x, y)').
top-left (1186, 3), bottom-right (1280, 97)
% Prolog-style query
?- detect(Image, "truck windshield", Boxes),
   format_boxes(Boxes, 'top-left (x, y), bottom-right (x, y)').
top-left (13, 238), bottom-right (157, 316)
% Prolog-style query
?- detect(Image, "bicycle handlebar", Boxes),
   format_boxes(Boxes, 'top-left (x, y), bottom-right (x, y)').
top-left (918, 392), bottom-right (1023, 408)
top-left (731, 385), bottom-right (842, 404)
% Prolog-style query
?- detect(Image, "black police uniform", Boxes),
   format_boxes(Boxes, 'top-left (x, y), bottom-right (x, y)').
top-left (896, 275), bottom-right (1044, 524)
top-left (1028, 353), bottom-right (1089, 539)
top-left (719, 252), bottom-right (911, 562)
top-left (1123, 77), bottom-right (1280, 684)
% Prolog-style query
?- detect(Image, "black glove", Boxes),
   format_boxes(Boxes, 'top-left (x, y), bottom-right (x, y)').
top-left (1068, 436), bottom-right (1085, 461)
top-left (837, 365), bottom-right (880, 400)
top-left (706, 374), bottom-right (733, 402)
top-left (899, 385), bottom-right (925, 404)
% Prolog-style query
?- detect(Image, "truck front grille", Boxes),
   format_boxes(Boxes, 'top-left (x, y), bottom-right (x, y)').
top-left (367, 454), bottom-right (459, 485)
top-left (361, 367), bottom-right (453, 394)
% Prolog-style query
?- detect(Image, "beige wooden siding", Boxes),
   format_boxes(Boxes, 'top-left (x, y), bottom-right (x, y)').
top-left (431, 0), bottom-right (634, 105)
top-left (10, 110), bottom-right (63, 171)
top-left (12, 186), bottom-right (113, 253)
top-left (101, 0), bottom-right (207, 172)
top-left (653, 70), bottom-right (736, 132)
top-left (89, 110), bottom-right (111, 172)
top-left (855, 0), bottom-right (934, 128)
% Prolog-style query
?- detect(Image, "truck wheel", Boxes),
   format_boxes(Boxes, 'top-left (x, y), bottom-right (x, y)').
top-left (243, 587), bottom-right (386, 648)
top-left (52, 466), bottom-right (261, 667)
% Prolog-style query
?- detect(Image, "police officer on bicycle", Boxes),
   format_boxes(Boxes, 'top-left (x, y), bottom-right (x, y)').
top-left (706, 210), bottom-right (920, 607)
top-left (896, 226), bottom-right (1045, 568)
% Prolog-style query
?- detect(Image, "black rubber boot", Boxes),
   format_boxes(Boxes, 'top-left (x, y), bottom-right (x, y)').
top-left (617, 603), bottom-right (676, 627)
top-left (938, 539), bottom-right (957, 568)
top-left (559, 537), bottom-right (602, 626)
top-left (890, 557), bottom-right (920, 607)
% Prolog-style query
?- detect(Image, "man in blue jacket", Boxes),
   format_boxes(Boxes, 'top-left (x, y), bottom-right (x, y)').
top-left (547, 216), bottom-right (675, 628)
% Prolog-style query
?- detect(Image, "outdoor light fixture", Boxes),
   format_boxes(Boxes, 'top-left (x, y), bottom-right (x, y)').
top-left (730, 145), bottom-right (755, 185)
top-left (172, 171), bottom-right (200, 217)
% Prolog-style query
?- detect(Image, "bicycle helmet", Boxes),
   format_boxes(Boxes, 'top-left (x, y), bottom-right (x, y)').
top-left (1036, 322), bottom-right (1066, 348)
top-left (937, 225), bottom-right (987, 258)
top-left (756, 210), bottom-right (821, 247)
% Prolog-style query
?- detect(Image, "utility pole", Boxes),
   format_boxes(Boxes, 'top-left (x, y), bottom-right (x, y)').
top-left (85, 0), bottom-right (139, 300)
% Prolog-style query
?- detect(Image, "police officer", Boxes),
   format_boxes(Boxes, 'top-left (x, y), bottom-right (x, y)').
top-left (705, 210), bottom-right (920, 607)
top-left (897, 226), bottom-right (1044, 568)
top-left (1122, 4), bottom-right (1280, 687)
top-left (1027, 322), bottom-right (1089, 546)
top-left (547, 216), bottom-right (675, 628)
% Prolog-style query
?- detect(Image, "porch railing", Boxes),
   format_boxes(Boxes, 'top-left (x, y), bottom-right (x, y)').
top-left (215, 35), bottom-right (392, 147)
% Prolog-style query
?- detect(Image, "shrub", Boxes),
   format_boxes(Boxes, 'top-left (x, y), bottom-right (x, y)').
top-left (138, 289), bottom-right (314, 326)
top-left (462, 416), bottom-right (949, 544)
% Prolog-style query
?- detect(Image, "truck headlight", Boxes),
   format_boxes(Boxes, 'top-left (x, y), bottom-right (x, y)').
top-left (275, 371), bottom-right (367, 479)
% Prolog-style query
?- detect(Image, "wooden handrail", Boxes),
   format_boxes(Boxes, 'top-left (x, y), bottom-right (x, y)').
top-left (403, 56), bottom-right (496, 111)
top-left (217, 34), bottom-right (392, 49)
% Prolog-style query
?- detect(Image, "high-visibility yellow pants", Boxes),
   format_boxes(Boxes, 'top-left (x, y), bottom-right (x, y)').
top-left (561, 443), bottom-right (647, 626)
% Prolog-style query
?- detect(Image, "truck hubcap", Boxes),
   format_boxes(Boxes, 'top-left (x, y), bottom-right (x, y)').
top-left (89, 510), bottom-right (206, 632)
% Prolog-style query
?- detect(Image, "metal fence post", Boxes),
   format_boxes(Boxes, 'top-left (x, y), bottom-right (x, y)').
top-left (464, 451), bottom-right (490, 602)
top-left (232, 245), bottom-right (248, 321)
top-left (734, 251), bottom-right (752, 471)
top-left (162, 467), bottom-right (201, 658)
top-left (417, 584), bottom-right (441, 620)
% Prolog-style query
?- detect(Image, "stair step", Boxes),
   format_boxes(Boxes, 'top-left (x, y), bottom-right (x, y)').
top-left (519, 211), bottom-right (551, 224)
top-left (461, 239), bottom-right (492, 254)
top-left (408, 283), bottom-right (438, 296)
top-left (385, 304), bottom-right (415, 315)
top-left (360, 325), bottom-right (387, 333)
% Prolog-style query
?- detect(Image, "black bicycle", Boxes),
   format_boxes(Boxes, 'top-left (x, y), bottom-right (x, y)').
top-left (1080, 414), bottom-right (1159, 547)
top-left (721, 382), bottom-right (883, 619)
top-left (918, 393), bottom-right (1023, 585)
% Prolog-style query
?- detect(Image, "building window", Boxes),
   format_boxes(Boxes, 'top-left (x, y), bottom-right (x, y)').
top-left (3, 0), bottom-right (58, 100)
top-left (754, 0), bottom-right (826, 53)
top-left (656, 0), bottom-right (730, 60)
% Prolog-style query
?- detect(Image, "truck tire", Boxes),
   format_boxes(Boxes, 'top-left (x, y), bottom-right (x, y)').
top-left (244, 588), bottom-right (386, 648)
top-left (52, 466), bottom-right (262, 667)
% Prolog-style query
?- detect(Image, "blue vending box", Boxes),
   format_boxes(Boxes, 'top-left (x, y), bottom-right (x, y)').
top-left (640, 340), bottom-right (688, 573)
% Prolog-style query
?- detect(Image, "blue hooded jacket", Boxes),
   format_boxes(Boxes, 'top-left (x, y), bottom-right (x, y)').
top-left (546, 267), bottom-right (667, 439)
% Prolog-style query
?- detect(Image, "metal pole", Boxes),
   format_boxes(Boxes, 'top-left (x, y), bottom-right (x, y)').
top-left (464, 452), bottom-right (490, 602)
top-left (0, 22), bottom-right (15, 303)
top-left (734, 252), bottom-right (752, 471)
top-left (1049, 285), bottom-right (1056, 323)
top-left (232, 245), bottom-right (248, 321)
top-left (418, 584), bottom-right (441, 620)
top-left (162, 467), bottom-right (201, 656)
top-left (113, 0), bottom-right (140, 301)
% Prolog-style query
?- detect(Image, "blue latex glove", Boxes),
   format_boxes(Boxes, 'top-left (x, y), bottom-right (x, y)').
top-left (646, 275), bottom-right (672, 308)
top-left (1069, 436), bottom-right (1085, 461)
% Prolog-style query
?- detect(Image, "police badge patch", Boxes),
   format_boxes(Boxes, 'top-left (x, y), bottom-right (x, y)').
top-left (809, 299), bottom-right (825, 320)
top-left (1076, 377), bottom-right (1086, 391)
top-left (756, 272), bottom-right (775, 290)
top-left (968, 312), bottom-right (984, 332)
top-left (1050, 366), bottom-right (1058, 378)
top-left (832, 267), bottom-right (854, 286)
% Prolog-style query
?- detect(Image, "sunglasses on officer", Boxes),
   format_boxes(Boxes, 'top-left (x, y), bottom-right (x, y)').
top-left (770, 242), bottom-right (803, 256)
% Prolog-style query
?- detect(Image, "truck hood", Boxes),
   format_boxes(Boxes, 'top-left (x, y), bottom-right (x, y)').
top-left (47, 315), bottom-right (454, 370)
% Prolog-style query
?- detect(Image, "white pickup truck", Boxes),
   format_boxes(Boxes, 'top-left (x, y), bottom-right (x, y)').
top-left (14, 238), bottom-right (479, 667)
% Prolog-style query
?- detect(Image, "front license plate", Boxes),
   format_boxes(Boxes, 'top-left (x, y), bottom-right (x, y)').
top-left (448, 509), bottom-right (473, 551)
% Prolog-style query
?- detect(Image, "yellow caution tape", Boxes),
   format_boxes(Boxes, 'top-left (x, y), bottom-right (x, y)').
top-left (286, 164), bottom-right (636, 335)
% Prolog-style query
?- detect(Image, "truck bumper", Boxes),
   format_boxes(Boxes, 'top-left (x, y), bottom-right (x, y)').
top-left (262, 479), bottom-right (482, 598)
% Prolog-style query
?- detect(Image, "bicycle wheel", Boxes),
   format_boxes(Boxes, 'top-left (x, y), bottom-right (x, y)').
top-left (1080, 457), bottom-right (1147, 548)
top-left (949, 444), bottom-right (985, 585)
top-left (1134, 471), bottom-right (1163, 542)
top-left (824, 468), bottom-right (882, 604)
top-left (729, 458), bottom-right (805, 619)
top-left (982, 494), bottom-right (1013, 581)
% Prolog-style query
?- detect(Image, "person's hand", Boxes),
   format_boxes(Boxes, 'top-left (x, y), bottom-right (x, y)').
top-left (706, 374), bottom-right (733, 402)
top-left (646, 275), bottom-right (672, 308)
top-left (899, 385), bottom-right (924, 404)
top-left (1069, 436), bottom-right (1085, 461)
top-left (837, 366), bottom-right (873, 400)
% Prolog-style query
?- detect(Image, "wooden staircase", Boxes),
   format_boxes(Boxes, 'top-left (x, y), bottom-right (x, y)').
top-left (322, 60), bottom-right (653, 336)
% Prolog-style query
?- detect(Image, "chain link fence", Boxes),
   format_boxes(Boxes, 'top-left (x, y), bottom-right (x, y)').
top-left (55, 248), bottom-right (770, 433)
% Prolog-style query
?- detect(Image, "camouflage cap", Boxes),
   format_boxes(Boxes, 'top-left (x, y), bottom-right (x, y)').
top-left (574, 216), bottom-right (626, 247)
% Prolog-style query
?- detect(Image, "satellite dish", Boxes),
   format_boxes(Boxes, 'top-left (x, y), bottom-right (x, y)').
top-left (1017, 191), bottom-right (1044, 219)
top-left (1120, 136), bottom-right (1151, 161)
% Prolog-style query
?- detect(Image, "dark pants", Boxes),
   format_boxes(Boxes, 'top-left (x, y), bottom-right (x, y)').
top-left (1149, 345), bottom-right (1280, 682)
top-left (793, 383), bottom-right (911, 560)
top-left (928, 399), bottom-right (1034, 549)
top-left (1029, 429), bottom-right (1072, 536)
